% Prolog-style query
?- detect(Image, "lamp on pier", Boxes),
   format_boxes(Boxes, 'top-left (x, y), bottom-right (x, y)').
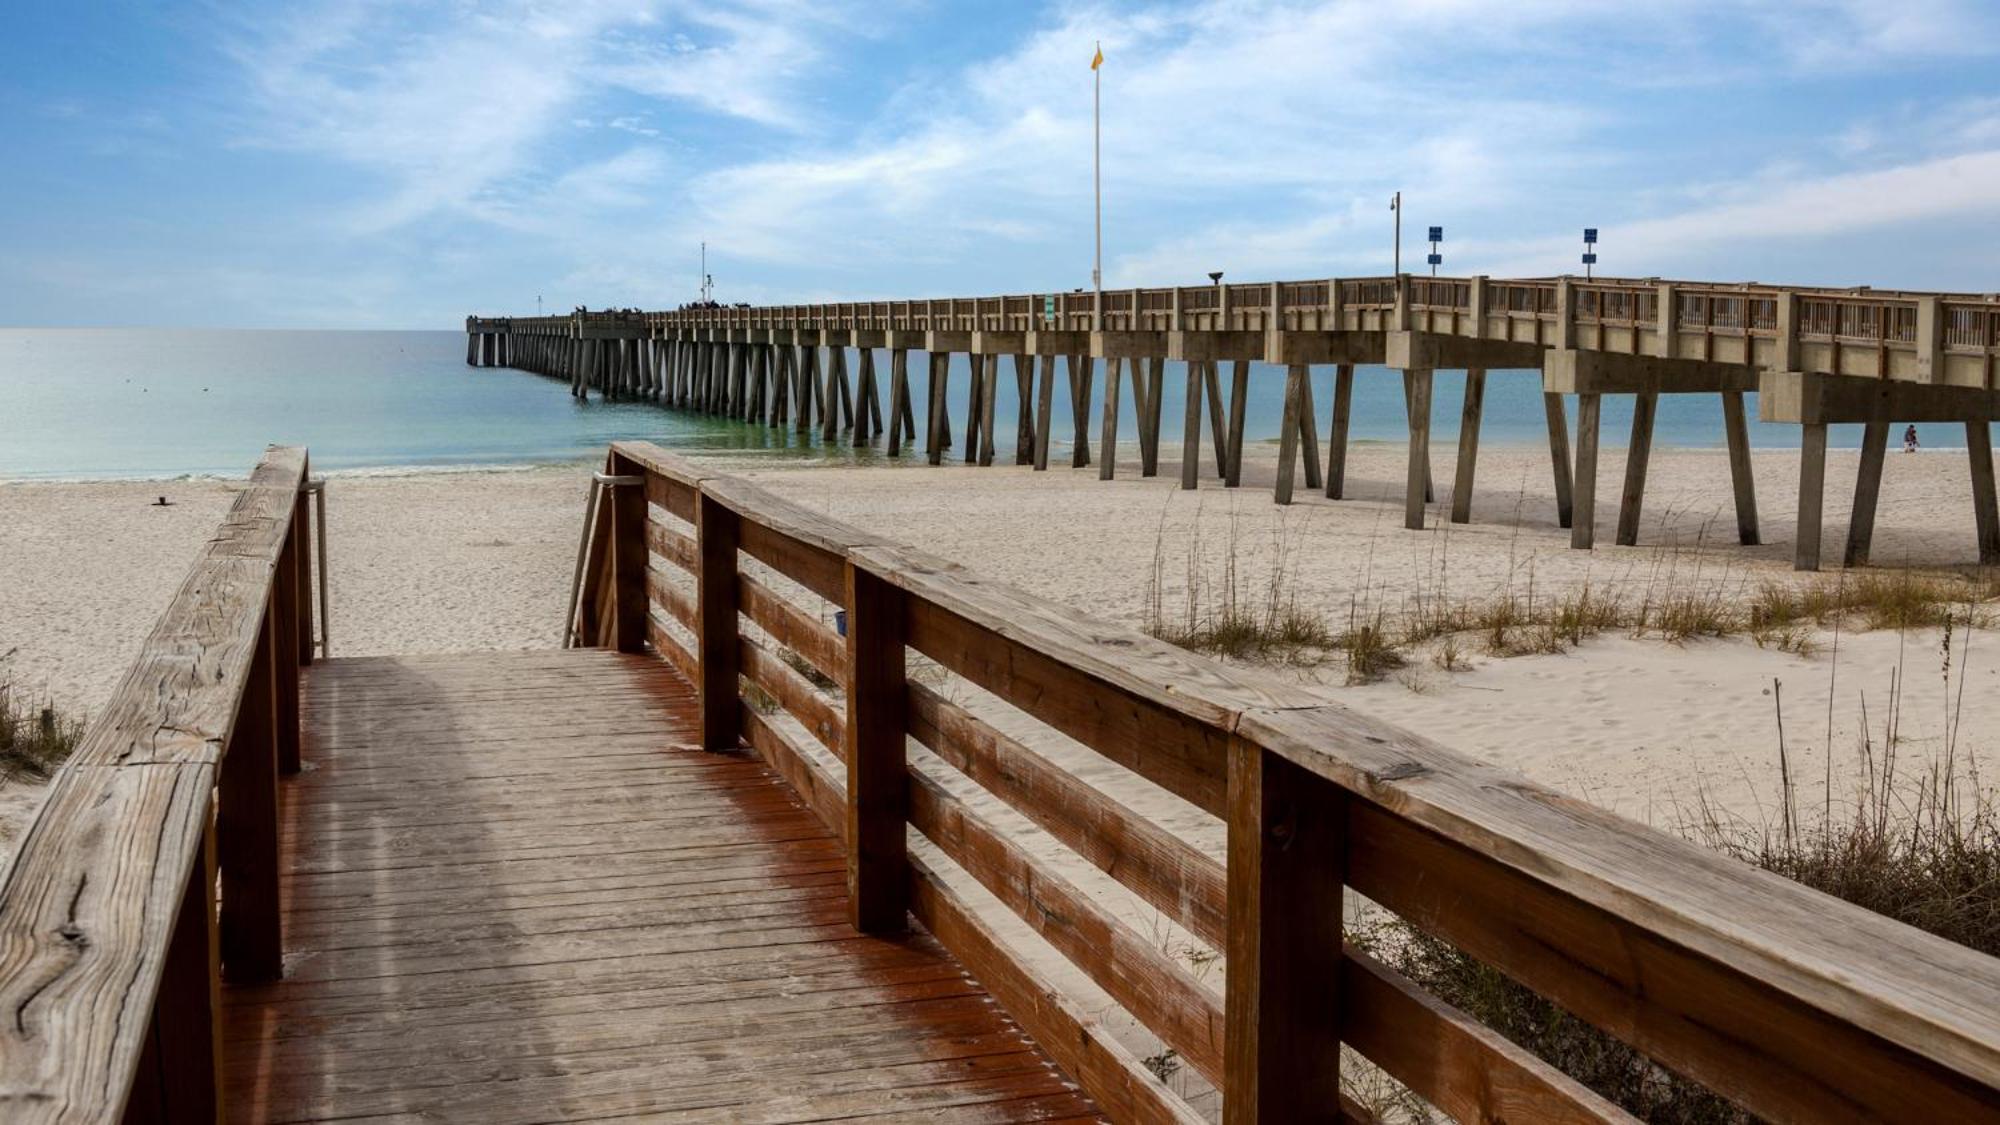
top-left (1208, 271), bottom-right (1224, 285)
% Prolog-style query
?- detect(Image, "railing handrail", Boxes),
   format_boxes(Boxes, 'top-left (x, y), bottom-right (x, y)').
top-left (605, 437), bottom-right (2000, 1121)
top-left (0, 446), bottom-right (314, 1123)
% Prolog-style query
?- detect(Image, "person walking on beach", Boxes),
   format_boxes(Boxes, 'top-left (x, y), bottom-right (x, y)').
top-left (1904, 425), bottom-right (1920, 453)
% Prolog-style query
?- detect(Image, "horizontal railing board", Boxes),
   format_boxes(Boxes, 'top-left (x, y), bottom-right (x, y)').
top-left (1242, 702), bottom-right (2000, 1119)
top-left (0, 445), bottom-right (307, 1123)
top-left (612, 439), bottom-right (2000, 1121)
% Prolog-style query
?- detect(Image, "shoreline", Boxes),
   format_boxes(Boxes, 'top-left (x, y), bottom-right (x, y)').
top-left (2, 434), bottom-right (1983, 486)
top-left (4, 442), bottom-right (1995, 859)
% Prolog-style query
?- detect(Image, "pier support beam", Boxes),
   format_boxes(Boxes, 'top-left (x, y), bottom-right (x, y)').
top-left (1180, 360), bottom-right (1204, 490)
top-left (1970, 421), bottom-right (2000, 566)
top-left (1069, 355), bottom-right (1093, 469)
top-left (1015, 354), bottom-right (1035, 465)
top-left (1098, 356), bottom-right (1123, 480)
top-left (1225, 360), bottom-right (1249, 489)
top-left (1845, 418), bottom-right (1891, 567)
top-left (1615, 391), bottom-right (1659, 547)
top-left (1796, 423), bottom-right (1828, 571)
top-left (1544, 394), bottom-right (1575, 529)
top-left (1324, 364), bottom-right (1353, 499)
top-left (1450, 369), bottom-right (1486, 523)
top-left (1034, 355), bottom-right (1056, 471)
top-left (1572, 394), bottom-right (1602, 549)
top-left (1404, 369), bottom-right (1434, 529)
top-left (1723, 391), bottom-right (1761, 545)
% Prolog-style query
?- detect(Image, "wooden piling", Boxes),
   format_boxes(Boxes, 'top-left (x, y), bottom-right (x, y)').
top-left (1845, 418), bottom-right (1890, 567)
top-left (1404, 369), bottom-right (1434, 530)
top-left (1722, 390), bottom-right (1761, 545)
top-left (1274, 364), bottom-right (1306, 505)
top-left (1544, 391), bottom-right (1575, 529)
top-left (1328, 366), bottom-right (1360, 496)
top-left (1099, 356), bottom-right (1123, 481)
top-left (1227, 359), bottom-right (1251, 490)
top-left (1014, 353), bottom-right (1035, 465)
top-left (1615, 390), bottom-right (1659, 547)
top-left (1034, 354), bottom-right (1056, 471)
top-left (1796, 422), bottom-right (1828, 571)
top-left (1181, 360), bottom-right (1203, 491)
top-left (1969, 421), bottom-right (2000, 565)
top-left (1450, 369), bottom-right (1486, 523)
top-left (1572, 393), bottom-right (1601, 549)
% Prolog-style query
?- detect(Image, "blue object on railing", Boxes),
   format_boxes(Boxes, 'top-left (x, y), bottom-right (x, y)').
top-left (835, 610), bottom-right (848, 638)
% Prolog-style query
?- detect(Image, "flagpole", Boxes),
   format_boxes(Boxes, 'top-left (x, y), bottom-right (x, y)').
top-left (1092, 41), bottom-right (1102, 312)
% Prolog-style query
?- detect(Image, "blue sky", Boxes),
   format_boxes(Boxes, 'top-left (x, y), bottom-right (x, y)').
top-left (4, 1), bottom-right (2000, 328)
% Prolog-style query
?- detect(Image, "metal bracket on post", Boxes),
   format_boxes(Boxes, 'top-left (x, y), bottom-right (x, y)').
top-left (301, 478), bottom-right (330, 658)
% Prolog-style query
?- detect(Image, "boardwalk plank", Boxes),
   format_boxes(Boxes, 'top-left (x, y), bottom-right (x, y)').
top-left (221, 651), bottom-right (1098, 1124)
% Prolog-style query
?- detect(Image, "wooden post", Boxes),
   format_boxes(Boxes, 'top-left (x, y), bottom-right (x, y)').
top-left (609, 461), bottom-right (647, 653)
top-left (1428, 370), bottom-right (1472, 526)
top-left (1014, 353), bottom-right (1035, 464)
top-left (844, 563), bottom-right (908, 934)
top-left (1325, 364), bottom-right (1353, 499)
top-left (1572, 394), bottom-right (1602, 549)
top-left (884, 350), bottom-right (907, 454)
top-left (1070, 355), bottom-right (1094, 468)
top-left (218, 608), bottom-right (281, 983)
top-left (695, 492), bottom-right (741, 749)
top-left (978, 353), bottom-right (999, 465)
top-left (1205, 361), bottom-right (1229, 477)
top-left (1402, 370), bottom-right (1434, 505)
top-left (1615, 391), bottom-right (1659, 547)
top-left (1296, 366), bottom-right (1323, 492)
top-left (133, 823), bottom-right (222, 1123)
top-left (821, 347), bottom-right (842, 441)
top-left (273, 513), bottom-right (302, 774)
top-left (1544, 391), bottom-right (1575, 529)
top-left (1098, 356), bottom-right (1123, 480)
top-left (1404, 369), bottom-right (1434, 530)
top-left (1127, 357), bottom-right (1152, 474)
top-left (1227, 359), bottom-right (1250, 489)
top-left (1722, 390), bottom-right (1761, 545)
top-left (1224, 742), bottom-right (1344, 1122)
top-left (1795, 422), bottom-right (1828, 571)
top-left (1181, 360), bottom-right (1204, 491)
top-left (927, 352), bottom-right (950, 466)
top-left (1146, 357), bottom-right (1168, 478)
top-left (1034, 355), bottom-right (1056, 471)
top-left (1274, 364), bottom-right (1305, 505)
top-left (293, 483), bottom-right (313, 668)
top-left (1968, 421), bottom-right (2000, 565)
top-left (961, 353), bottom-right (983, 463)
top-left (1846, 418), bottom-right (1891, 567)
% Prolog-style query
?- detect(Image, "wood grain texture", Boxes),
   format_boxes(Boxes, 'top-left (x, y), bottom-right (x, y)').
top-left (0, 445), bottom-right (306, 1124)
top-left (908, 683), bottom-right (1226, 947)
top-left (850, 540), bottom-right (1317, 816)
top-left (1239, 702), bottom-right (2000, 1121)
top-left (221, 650), bottom-right (1099, 1124)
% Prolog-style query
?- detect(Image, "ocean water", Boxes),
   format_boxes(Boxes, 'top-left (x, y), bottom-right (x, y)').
top-left (0, 328), bottom-right (1930, 481)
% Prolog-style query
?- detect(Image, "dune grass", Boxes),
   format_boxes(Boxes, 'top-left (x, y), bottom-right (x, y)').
top-left (0, 684), bottom-right (83, 784)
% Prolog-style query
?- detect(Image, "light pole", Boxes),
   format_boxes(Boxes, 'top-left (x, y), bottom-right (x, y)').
top-left (1390, 191), bottom-right (1402, 276)
top-left (1581, 228), bottom-right (1599, 280)
top-left (1427, 226), bottom-right (1443, 277)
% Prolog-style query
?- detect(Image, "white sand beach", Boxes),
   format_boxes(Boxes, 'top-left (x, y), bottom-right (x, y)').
top-left (3, 441), bottom-right (1995, 857)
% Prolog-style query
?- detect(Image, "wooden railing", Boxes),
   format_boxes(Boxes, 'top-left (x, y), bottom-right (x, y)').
top-left (594, 438), bottom-right (2000, 1122)
top-left (0, 447), bottom-right (315, 1123)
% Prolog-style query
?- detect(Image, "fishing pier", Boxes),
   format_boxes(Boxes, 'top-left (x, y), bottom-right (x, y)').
top-left (3, 442), bottom-right (1998, 1122)
top-left (471, 275), bottom-right (2000, 570)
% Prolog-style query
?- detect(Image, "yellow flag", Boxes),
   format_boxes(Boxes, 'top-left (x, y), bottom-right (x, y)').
top-left (1091, 43), bottom-right (1103, 70)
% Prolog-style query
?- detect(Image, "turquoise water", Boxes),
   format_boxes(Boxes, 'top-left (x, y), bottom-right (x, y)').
top-left (0, 328), bottom-right (1920, 480)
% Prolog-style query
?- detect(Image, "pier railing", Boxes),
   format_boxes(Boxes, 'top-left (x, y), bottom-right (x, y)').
top-left (0, 446), bottom-right (315, 1122)
top-left (592, 438), bottom-right (2000, 1121)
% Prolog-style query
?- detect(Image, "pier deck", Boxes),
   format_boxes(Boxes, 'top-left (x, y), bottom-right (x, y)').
top-left (220, 648), bottom-right (1095, 1124)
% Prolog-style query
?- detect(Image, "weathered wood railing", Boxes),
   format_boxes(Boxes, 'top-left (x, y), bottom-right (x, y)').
top-left (593, 438), bottom-right (2000, 1122)
top-left (0, 446), bottom-right (315, 1123)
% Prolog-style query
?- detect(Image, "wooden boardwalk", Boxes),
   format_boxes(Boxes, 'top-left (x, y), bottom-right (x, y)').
top-left (220, 648), bottom-right (1098, 1123)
